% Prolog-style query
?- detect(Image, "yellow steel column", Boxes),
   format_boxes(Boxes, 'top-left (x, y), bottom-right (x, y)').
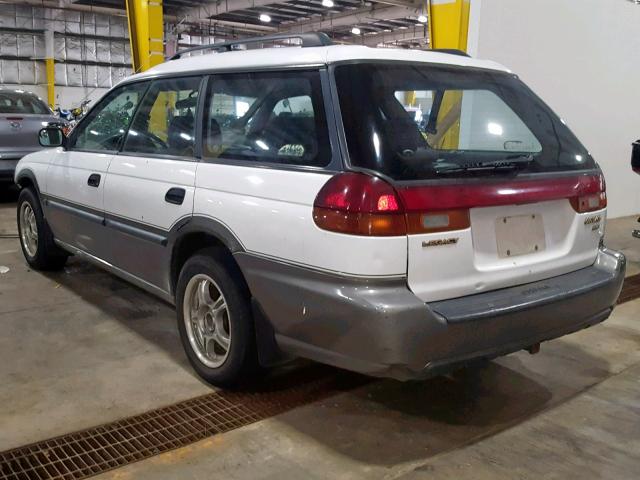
top-left (45, 59), bottom-right (55, 108)
top-left (427, 0), bottom-right (470, 149)
top-left (126, 0), bottom-right (164, 73)
top-left (428, 0), bottom-right (470, 51)
top-left (44, 29), bottom-right (55, 108)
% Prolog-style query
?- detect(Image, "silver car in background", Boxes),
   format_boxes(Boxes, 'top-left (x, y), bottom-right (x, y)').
top-left (0, 89), bottom-right (63, 185)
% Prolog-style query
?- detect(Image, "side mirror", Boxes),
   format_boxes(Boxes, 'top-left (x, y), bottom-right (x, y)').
top-left (39, 127), bottom-right (64, 148)
top-left (632, 140), bottom-right (640, 174)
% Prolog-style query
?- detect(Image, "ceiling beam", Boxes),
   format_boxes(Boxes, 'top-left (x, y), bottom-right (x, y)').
top-left (280, 5), bottom-right (420, 32)
top-left (359, 26), bottom-right (428, 46)
top-left (182, 0), bottom-right (421, 23)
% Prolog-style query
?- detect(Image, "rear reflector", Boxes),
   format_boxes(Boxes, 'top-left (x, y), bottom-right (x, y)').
top-left (406, 210), bottom-right (470, 234)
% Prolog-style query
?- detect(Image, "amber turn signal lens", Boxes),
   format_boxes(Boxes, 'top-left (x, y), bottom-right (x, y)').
top-left (313, 207), bottom-right (407, 236)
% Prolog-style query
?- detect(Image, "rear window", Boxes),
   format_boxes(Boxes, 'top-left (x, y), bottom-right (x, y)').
top-left (335, 63), bottom-right (595, 180)
top-left (0, 91), bottom-right (50, 114)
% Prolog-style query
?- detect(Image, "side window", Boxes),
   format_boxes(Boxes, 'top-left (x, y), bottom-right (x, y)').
top-left (202, 71), bottom-right (330, 167)
top-left (122, 77), bottom-right (202, 158)
top-left (70, 82), bottom-right (148, 152)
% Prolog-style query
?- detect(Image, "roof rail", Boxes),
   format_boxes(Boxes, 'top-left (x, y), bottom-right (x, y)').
top-left (431, 48), bottom-right (471, 58)
top-left (169, 32), bottom-right (334, 60)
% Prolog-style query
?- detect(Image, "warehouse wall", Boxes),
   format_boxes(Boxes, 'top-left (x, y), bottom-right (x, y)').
top-left (473, 0), bottom-right (640, 218)
top-left (0, 5), bottom-right (131, 109)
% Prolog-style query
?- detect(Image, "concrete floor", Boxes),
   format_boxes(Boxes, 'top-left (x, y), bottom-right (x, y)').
top-left (1, 185), bottom-right (639, 479)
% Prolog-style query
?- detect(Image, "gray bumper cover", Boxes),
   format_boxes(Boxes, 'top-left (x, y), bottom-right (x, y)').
top-left (236, 247), bottom-right (626, 381)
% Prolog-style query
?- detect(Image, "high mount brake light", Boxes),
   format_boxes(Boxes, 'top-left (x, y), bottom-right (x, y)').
top-left (313, 172), bottom-right (607, 236)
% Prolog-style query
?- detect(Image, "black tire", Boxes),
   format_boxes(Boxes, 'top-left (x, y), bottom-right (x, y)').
top-left (16, 187), bottom-right (68, 271)
top-left (176, 249), bottom-right (258, 387)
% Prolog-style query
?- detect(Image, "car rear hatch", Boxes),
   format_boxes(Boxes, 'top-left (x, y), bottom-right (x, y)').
top-left (334, 61), bottom-right (606, 302)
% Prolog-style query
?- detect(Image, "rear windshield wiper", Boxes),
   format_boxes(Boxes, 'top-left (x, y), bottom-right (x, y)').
top-left (434, 154), bottom-right (535, 174)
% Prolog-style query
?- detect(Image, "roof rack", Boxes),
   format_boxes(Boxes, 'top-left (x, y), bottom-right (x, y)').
top-left (431, 48), bottom-right (471, 57)
top-left (169, 32), bottom-right (334, 60)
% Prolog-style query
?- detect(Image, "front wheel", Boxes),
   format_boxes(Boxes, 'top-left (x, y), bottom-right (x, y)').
top-left (17, 188), bottom-right (68, 271)
top-left (176, 251), bottom-right (258, 386)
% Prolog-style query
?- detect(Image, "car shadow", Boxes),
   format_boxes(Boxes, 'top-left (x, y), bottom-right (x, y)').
top-left (275, 341), bottom-right (612, 467)
top-left (0, 184), bottom-right (18, 203)
top-left (42, 257), bottom-right (193, 371)
top-left (42, 255), bottom-right (614, 469)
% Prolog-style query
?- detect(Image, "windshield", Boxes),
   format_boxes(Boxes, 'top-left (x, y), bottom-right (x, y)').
top-left (334, 63), bottom-right (595, 180)
top-left (0, 91), bottom-right (51, 115)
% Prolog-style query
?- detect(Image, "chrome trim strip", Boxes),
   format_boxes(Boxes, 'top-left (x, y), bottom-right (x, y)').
top-left (55, 239), bottom-right (174, 304)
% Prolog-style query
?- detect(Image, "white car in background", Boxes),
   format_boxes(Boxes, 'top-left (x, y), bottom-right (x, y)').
top-left (13, 33), bottom-right (625, 386)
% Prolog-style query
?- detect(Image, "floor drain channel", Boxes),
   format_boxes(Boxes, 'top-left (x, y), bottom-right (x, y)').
top-left (0, 367), bottom-right (368, 480)
top-left (618, 273), bottom-right (640, 305)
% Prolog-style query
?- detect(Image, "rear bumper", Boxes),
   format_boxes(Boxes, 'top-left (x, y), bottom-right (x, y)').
top-left (236, 247), bottom-right (625, 381)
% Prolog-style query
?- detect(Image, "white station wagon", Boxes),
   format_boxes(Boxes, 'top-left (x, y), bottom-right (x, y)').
top-left (14, 33), bottom-right (625, 386)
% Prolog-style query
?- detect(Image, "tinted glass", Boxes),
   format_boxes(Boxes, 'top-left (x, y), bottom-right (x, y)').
top-left (335, 63), bottom-right (595, 180)
top-left (123, 77), bottom-right (201, 157)
top-left (0, 91), bottom-right (50, 114)
top-left (203, 70), bottom-right (330, 167)
top-left (71, 82), bottom-right (148, 151)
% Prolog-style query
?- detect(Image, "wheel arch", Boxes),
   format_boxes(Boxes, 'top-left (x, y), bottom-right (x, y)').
top-left (15, 168), bottom-right (41, 194)
top-left (167, 216), bottom-right (246, 298)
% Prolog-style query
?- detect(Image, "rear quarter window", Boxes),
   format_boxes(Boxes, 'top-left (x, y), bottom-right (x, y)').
top-left (202, 70), bottom-right (331, 168)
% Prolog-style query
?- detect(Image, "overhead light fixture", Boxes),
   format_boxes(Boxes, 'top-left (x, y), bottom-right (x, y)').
top-left (351, 27), bottom-right (361, 35)
top-left (259, 14), bottom-right (271, 22)
top-left (418, 14), bottom-right (427, 23)
top-left (322, 0), bottom-right (334, 7)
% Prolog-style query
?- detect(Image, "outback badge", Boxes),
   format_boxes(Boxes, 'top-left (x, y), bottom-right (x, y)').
top-left (422, 238), bottom-right (459, 247)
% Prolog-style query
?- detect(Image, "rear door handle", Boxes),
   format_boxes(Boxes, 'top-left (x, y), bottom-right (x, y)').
top-left (87, 173), bottom-right (101, 187)
top-left (165, 187), bottom-right (186, 205)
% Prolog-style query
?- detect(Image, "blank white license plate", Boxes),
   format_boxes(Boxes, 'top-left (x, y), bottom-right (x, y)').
top-left (495, 213), bottom-right (546, 258)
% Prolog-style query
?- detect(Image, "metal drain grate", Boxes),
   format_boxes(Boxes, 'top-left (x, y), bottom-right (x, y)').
top-left (0, 366), bottom-right (367, 480)
top-left (618, 273), bottom-right (640, 305)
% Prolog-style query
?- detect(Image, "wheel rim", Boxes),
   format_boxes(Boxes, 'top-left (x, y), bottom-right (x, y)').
top-left (19, 202), bottom-right (38, 258)
top-left (183, 274), bottom-right (232, 368)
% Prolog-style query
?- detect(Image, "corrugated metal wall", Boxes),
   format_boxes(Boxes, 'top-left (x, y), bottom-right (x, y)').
top-left (0, 5), bottom-right (132, 89)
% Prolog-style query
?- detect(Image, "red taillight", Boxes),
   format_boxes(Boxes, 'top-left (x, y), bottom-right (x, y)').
top-left (313, 173), bottom-right (406, 236)
top-left (313, 172), bottom-right (607, 236)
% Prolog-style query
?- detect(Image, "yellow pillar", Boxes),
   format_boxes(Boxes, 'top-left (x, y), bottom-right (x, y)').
top-left (427, 0), bottom-right (471, 149)
top-left (126, 0), bottom-right (164, 73)
top-left (44, 29), bottom-right (55, 108)
top-left (45, 58), bottom-right (55, 108)
top-left (428, 0), bottom-right (470, 52)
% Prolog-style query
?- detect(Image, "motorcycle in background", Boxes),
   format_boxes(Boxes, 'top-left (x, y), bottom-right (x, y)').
top-left (54, 99), bottom-right (91, 135)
